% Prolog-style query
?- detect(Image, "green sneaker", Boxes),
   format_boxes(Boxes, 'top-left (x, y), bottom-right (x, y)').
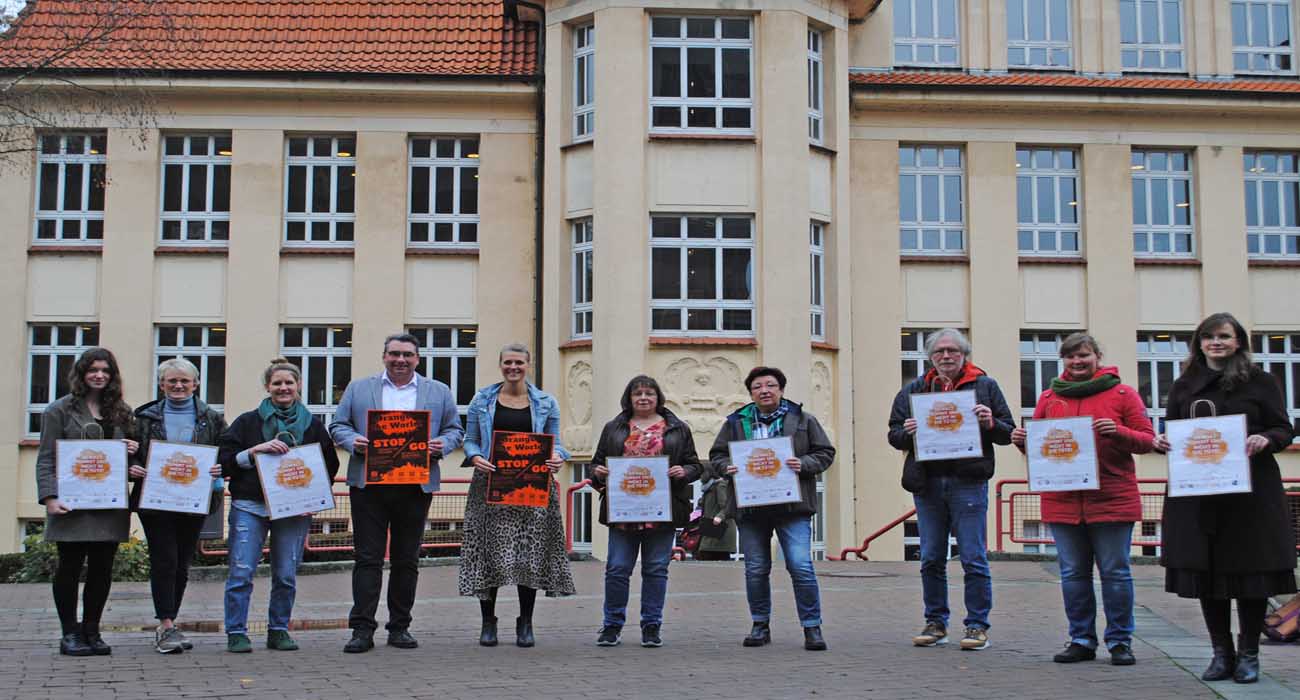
top-left (267, 629), bottom-right (299, 651)
top-left (226, 633), bottom-right (252, 653)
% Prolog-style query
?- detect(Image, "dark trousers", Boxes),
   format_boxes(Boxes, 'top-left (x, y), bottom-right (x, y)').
top-left (140, 510), bottom-right (206, 621)
top-left (349, 485), bottom-right (432, 633)
top-left (52, 541), bottom-right (118, 635)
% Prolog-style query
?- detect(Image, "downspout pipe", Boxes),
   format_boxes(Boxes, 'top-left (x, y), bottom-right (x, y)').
top-left (510, 0), bottom-right (547, 389)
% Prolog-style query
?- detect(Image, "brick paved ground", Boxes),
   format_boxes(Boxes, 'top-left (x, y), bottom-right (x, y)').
top-left (0, 558), bottom-right (1296, 700)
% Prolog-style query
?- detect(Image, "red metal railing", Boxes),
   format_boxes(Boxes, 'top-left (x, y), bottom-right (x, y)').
top-left (827, 508), bottom-right (917, 561)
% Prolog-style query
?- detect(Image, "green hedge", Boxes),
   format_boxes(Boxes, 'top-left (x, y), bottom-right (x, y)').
top-left (5, 535), bottom-right (152, 583)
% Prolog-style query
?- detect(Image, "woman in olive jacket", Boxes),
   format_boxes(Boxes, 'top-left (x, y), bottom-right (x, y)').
top-left (589, 375), bottom-right (702, 647)
top-left (1157, 312), bottom-right (1297, 684)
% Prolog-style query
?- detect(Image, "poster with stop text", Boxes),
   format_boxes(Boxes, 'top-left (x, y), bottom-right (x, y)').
top-left (1165, 414), bottom-right (1251, 497)
top-left (910, 390), bottom-right (982, 462)
top-left (56, 439), bottom-right (129, 510)
top-left (486, 431), bottom-right (555, 508)
top-left (255, 443), bottom-right (336, 520)
top-left (138, 440), bottom-right (217, 515)
top-left (365, 410), bottom-right (431, 485)
top-left (606, 456), bottom-right (672, 523)
top-left (1025, 416), bottom-right (1100, 492)
top-left (728, 436), bottom-right (801, 507)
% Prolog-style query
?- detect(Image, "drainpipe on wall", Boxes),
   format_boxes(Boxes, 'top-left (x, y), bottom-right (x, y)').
top-left (509, 0), bottom-right (547, 389)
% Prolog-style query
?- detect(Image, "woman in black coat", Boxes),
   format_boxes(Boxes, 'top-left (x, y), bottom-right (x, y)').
top-left (589, 375), bottom-right (702, 648)
top-left (1156, 312), bottom-right (1296, 684)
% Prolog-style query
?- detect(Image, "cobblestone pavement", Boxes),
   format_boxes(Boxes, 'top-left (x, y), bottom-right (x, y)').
top-left (0, 558), bottom-right (1296, 700)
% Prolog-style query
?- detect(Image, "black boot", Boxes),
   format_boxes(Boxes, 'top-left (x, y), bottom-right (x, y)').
top-left (515, 617), bottom-right (534, 648)
top-left (82, 624), bottom-right (111, 656)
top-left (1233, 634), bottom-right (1259, 684)
top-left (1201, 634), bottom-right (1235, 682)
top-left (59, 632), bottom-right (92, 657)
top-left (803, 625), bottom-right (827, 651)
top-left (479, 616), bottom-right (498, 647)
top-left (742, 621), bottom-right (771, 647)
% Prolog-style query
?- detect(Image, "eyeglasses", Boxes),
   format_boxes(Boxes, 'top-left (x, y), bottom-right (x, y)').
top-left (162, 378), bottom-right (195, 386)
top-left (386, 351), bottom-right (417, 358)
top-left (930, 348), bottom-right (964, 356)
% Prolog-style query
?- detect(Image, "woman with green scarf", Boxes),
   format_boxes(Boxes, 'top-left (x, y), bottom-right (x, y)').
top-left (216, 358), bottom-right (340, 653)
top-left (1012, 333), bottom-right (1154, 667)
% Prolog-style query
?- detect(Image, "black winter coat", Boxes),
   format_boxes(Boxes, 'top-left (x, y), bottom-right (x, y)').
top-left (1160, 362), bottom-right (1297, 575)
top-left (590, 409), bottom-right (703, 529)
top-left (707, 402), bottom-right (835, 522)
top-left (888, 374), bottom-right (1015, 492)
top-left (217, 409), bottom-right (340, 504)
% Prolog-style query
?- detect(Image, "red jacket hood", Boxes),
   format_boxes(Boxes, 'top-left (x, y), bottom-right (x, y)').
top-left (922, 362), bottom-right (987, 391)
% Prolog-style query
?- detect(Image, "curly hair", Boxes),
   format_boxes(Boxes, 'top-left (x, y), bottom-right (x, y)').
top-left (69, 347), bottom-right (133, 430)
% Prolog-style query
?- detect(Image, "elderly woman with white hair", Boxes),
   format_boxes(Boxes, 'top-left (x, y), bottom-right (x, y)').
top-left (887, 328), bottom-right (1014, 651)
top-left (128, 357), bottom-right (226, 654)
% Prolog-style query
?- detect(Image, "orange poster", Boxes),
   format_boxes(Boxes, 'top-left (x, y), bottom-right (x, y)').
top-left (486, 431), bottom-right (555, 508)
top-left (365, 410), bottom-right (432, 485)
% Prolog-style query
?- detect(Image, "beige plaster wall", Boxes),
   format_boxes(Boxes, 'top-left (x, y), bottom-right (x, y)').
top-left (155, 257), bottom-right (226, 321)
top-left (0, 134), bottom-right (36, 549)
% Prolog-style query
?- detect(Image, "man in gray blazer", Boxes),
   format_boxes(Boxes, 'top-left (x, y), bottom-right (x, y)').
top-left (330, 333), bottom-right (464, 653)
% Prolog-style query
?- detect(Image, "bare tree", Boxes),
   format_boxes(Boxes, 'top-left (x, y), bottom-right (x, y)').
top-left (0, 0), bottom-right (173, 163)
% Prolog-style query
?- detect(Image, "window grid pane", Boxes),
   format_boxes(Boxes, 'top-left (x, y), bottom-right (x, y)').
top-left (33, 133), bottom-right (107, 245)
top-left (894, 0), bottom-right (961, 67)
top-left (1132, 149), bottom-right (1195, 258)
top-left (284, 135), bottom-right (357, 247)
top-left (26, 324), bottom-right (98, 435)
top-left (409, 327), bottom-right (477, 423)
top-left (808, 28), bottom-right (824, 144)
top-left (1244, 151), bottom-right (1300, 259)
top-left (571, 219), bottom-right (594, 339)
top-left (280, 325), bottom-right (353, 424)
top-left (1007, 0), bottom-right (1074, 68)
top-left (649, 215), bottom-right (754, 337)
top-left (1231, 0), bottom-right (1295, 75)
top-left (1016, 147), bottom-right (1082, 257)
top-left (1252, 332), bottom-right (1300, 441)
top-left (154, 325), bottom-right (227, 409)
top-left (1018, 331), bottom-right (1069, 417)
top-left (1136, 331), bottom-right (1192, 433)
top-left (574, 25), bottom-right (595, 140)
top-left (1120, 0), bottom-right (1186, 71)
top-left (899, 145), bottom-right (966, 255)
top-left (407, 137), bottom-right (481, 249)
top-left (159, 134), bottom-right (233, 245)
top-left (810, 221), bottom-right (826, 341)
top-left (649, 17), bottom-right (753, 134)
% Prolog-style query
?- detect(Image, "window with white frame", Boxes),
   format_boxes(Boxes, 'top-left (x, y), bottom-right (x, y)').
top-left (649, 16), bottom-right (753, 133)
top-left (160, 134), bottom-right (231, 244)
top-left (650, 215), bottom-right (754, 335)
top-left (1136, 330), bottom-right (1191, 433)
top-left (894, 0), bottom-right (960, 67)
top-left (1017, 147), bottom-right (1081, 256)
top-left (409, 136), bottom-right (479, 248)
top-left (900, 145), bottom-right (965, 254)
top-left (280, 326), bottom-right (352, 424)
top-left (1132, 149), bottom-right (1194, 257)
top-left (1231, 0), bottom-right (1295, 74)
top-left (27, 324), bottom-right (99, 435)
top-left (900, 328), bottom-right (948, 386)
top-left (1244, 151), bottom-right (1300, 259)
top-left (154, 325), bottom-right (226, 409)
top-left (569, 462), bottom-right (596, 552)
top-left (572, 219), bottom-right (593, 339)
top-left (574, 24), bottom-right (595, 140)
top-left (808, 28), bottom-right (824, 143)
top-left (810, 221), bottom-right (826, 341)
top-left (408, 327), bottom-right (477, 424)
top-left (34, 133), bottom-right (106, 244)
top-left (284, 135), bottom-right (356, 246)
top-left (1120, 0), bottom-right (1185, 71)
top-left (1007, 0), bottom-right (1073, 68)
top-left (1019, 331), bottom-right (1068, 417)
top-left (1252, 331), bottom-right (1300, 438)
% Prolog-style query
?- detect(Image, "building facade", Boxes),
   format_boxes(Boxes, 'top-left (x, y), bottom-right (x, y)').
top-left (1, 0), bottom-right (1298, 558)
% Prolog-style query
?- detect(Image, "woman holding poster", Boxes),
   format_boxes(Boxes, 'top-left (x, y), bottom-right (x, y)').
top-left (129, 358), bottom-right (226, 654)
top-left (216, 358), bottom-right (339, 654)
top-left (1010, 333), bottom-right (1153, 667)
top-left (36, 347), bottom-right (138, 657)
top-left (459, 344), bottom-right (574, 648)
top-left (1155, 313), bottom-right (1296, 684)
top-left (589, 375), bottom-right (702, 648)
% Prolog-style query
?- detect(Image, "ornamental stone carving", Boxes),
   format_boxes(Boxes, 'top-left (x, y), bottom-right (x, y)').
top-left (562, 359), bottom-right (593, 454)
top-left (661, 356), bottom-right (749, 438)
top-left (810, 360), bottom-right (835, 442)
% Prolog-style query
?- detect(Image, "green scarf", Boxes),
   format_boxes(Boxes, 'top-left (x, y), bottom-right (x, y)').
top-left (1049, 373), bottom-right (1121, 398)
top-left (736, 401), bottom-right (787, 440)
top-left (257, 397), bottom-right (313, 445)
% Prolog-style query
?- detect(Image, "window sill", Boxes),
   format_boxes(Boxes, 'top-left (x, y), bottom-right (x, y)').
top-left (19, 439), bottom-right (39, 448)
top-left (648, 133), bottom-right (756, 144)
top-left (560, 140), bottom-right (593, 152)
top-left (1134, 257), bottom-right (1200, 267)
top-left (1248, 258), bottom-right (1300, 268)
top-left (406, 247), bottom-right (480, 257)
top-left (280, 247), bottom-right (355, 255)
top-left (810, 143), bottom-right (837, 157)
top-left (559, 339), bottom-right (592, 350)
top-left (900, 255), bottom-right (968, 264)
top-left (1286, 443), bottom-right (1300, 452)
top-left (1019, 256), bottom-right (1086, 265)
top-left (28, 244), bottom-right (103, 254)
top-left (649, 336), bottom-right (757, 347)
top-left (812, 341), bottom-right (838, 352)
top-left (156, 245), bottom-right (229, 256)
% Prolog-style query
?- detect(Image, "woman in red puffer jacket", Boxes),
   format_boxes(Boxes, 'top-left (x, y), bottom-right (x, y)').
top-left (1012, 333), bottom-right (1154, 667)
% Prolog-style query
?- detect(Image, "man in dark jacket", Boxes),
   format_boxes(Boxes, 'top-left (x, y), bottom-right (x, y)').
top-left (887, 329), bottom-right (1014, 652)
top-left (709, 366), bottom-right (835, 651)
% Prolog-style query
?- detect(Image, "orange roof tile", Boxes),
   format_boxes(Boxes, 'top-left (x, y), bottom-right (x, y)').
top-left (0, 0), bottom-right (537, 78)
top-left (851, 70), bottom-right (1300, 96)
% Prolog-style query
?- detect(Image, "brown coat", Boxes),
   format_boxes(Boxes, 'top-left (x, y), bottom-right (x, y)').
top-left (35, 395), bottom-right (132, 543)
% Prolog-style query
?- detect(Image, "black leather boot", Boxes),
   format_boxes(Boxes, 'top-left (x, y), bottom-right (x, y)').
top-left (1233, 634), bottom-right (1259, 684)
top-left (1201, 634), bottom-right (1235, 682)
top-left (479, 616), bottom-right (498, 647)
top-left (803, 625), bottom-right (828, 651)
top-left (742, 621), bottom-right (771, 647)
top-left (515, 616), bottom-right (534, 648)
top-left (59, 632), bottom-right (92, 657)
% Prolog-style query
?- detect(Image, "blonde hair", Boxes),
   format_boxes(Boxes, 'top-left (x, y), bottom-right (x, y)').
top-left (262, 357), bottom-right (301, 386)
top-left (156, 357), bottom-right (200, 383)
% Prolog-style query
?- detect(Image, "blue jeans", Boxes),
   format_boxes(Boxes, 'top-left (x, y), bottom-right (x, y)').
top-left (738, 514), bottom-right (822, 627)
top-left (602, 527), bottom-right (676, 628)
top-left (913, 475), bottom-right (992, 629)
top-left (1049, 521), bottom-right (1135, 650)
top-left (223, 507), bottom-right (310, 634)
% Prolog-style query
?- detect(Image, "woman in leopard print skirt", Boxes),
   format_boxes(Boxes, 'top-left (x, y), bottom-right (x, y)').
top-left (459, 343), bottom-right (575, 648)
